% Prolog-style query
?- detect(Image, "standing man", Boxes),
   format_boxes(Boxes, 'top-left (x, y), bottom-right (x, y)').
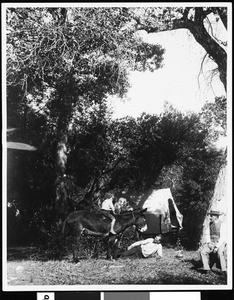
top-left (200, 210), bottom-right (227, 274)
top-left (101, 192), bottom-right (117, 235)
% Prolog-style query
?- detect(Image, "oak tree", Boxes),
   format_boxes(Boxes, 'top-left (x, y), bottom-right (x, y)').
top-left (6, 7), bottom-right (164, 220)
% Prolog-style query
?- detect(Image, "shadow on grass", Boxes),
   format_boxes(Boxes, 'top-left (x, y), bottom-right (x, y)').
top-left (7, 246), bottom-right (67, 261)
top-left (7, 247), bottom-right (38, 261)
top-left (183, 258), bottom-right (203, 270)
top-left (7, 246), bottom-right (106, 262)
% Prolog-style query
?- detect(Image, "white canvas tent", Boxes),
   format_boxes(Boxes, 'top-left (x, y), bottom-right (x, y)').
top-left (137, 188), bottom-right (183, 235)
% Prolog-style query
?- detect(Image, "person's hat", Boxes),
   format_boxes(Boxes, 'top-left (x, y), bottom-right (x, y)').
top-left (208, 210), bottom-right (223, 216)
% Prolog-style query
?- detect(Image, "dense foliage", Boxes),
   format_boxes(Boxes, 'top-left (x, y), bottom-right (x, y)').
top-left (7, 7), bottom-right (164, 132)
top-left (7, 102), bottom-right (225, 248)
top-left (6, 7), bottom-right (165, 220)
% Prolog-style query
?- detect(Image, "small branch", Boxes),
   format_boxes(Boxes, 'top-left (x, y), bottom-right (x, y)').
top-left (216, 8), bottom-right (227, 29)
top-left (197, 52), bottom-right (209, 92)
top-left (182, 7), bottom-right (190, 20)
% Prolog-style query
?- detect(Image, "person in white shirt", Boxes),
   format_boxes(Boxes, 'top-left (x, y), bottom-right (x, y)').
top-left (200, 210), bottom-right (227, 274)
top-left (119, 235), bottom-right (162, 258)
top-left (101, 192), bottom-right (117, 234)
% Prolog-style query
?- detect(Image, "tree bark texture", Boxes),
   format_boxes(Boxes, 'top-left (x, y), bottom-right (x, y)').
top-left (173, 8), bottom-right (227, 91)
top-left (54, 97), bottom-right (72, 221)
top-left (200, 163), bottom-right (227, 244)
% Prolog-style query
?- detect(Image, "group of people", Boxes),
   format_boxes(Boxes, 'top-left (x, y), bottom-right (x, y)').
top-left (101, 192), bottom-right (227, 274)
top-left (101, 192), bottom-right (163, 258)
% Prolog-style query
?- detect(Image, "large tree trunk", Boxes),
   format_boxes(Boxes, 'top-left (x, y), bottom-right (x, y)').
top-left (54, 97), bottom-right (72, 222)
top-left (200, 163), bottom-right (228, 245)
top-left (54, 132), bottom-right (68, 221)
top-left (47, 8), bottom-right (72, 222)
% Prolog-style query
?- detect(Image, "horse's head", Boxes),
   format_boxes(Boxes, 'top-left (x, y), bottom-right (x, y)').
top-left (133, 208), bottom-right (148, 232)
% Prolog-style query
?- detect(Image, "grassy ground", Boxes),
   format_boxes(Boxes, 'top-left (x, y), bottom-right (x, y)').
top-left (7, 246), bottom-right (227, 286)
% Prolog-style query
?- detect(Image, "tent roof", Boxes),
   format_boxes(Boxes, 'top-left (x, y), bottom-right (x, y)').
top-left (137, 188), bottom-right (183, 231)
top-left (138, 188), bottom-right (173, 213)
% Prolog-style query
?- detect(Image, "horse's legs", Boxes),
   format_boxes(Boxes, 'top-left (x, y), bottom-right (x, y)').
top-left (92, 238), bottom-right (101, 258)
top-left (106, 235), bottom-right (118, 260)
top-left (116, 233), bottom-right (123, 248)
top-left (72, 234), bottom-right (81, 263)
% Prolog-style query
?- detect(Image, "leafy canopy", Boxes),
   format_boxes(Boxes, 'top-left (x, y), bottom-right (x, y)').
top-left (7, 7), bottom-right (164, 128)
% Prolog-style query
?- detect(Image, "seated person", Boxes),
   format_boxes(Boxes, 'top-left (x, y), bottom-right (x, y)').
top-left (120, 235), bottom-right (162, 258)
top-left (101, 192), bottom-right (117, 234)
top-left (200, 210), bottom-right (227, 274)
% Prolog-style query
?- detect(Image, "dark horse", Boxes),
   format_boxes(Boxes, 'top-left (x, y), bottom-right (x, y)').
top-left (62, 208), bottom-right (147, 262)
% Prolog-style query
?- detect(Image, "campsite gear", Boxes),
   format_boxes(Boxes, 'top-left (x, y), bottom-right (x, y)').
top-left (137, 188), bottom-right (183, 235)
top-left (175, 237), bottom-right (184, 258)
top-left (62, 208), bottom-right (147, 262)
top-left (175, 249), bottom-right (183, 258)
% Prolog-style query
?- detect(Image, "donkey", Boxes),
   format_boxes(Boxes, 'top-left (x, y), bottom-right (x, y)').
top-left (62, 208), bottom-right (147, 262)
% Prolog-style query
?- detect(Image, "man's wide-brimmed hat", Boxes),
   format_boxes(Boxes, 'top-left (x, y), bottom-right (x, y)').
top-left (208, 210), bottom-right (223, 216)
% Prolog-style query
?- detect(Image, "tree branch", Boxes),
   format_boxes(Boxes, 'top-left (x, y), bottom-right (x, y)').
top-left (132, 7), bottom-right (227, 90)
top-left (173, 15), bottom-right (226, 90)
top-left (216, 7), bottom-right (227, 29)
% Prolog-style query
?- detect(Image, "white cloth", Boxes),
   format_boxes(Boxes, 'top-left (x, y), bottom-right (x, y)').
top-left (128, 238), bottom-right (162, 258)
top-left (101, 198), bottom-right (115, 212)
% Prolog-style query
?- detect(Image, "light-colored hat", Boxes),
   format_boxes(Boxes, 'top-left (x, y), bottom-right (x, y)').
top-left (208, 210), bottom-right (223, 216)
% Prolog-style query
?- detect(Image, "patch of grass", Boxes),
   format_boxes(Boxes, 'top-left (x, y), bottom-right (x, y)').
top-left (7, 247), bottom-right (227, 286)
